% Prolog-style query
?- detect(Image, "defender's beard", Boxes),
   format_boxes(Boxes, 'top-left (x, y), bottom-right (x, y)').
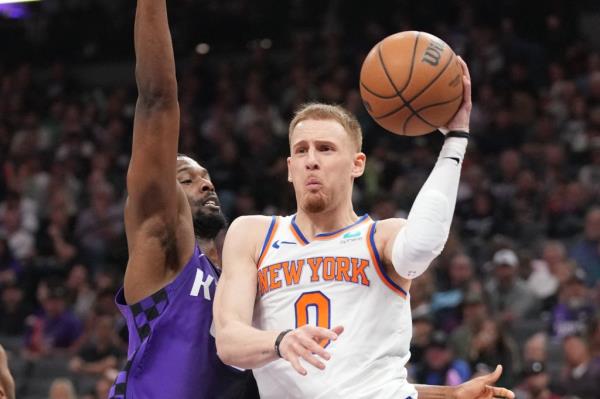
top-left (193, 210), bottom-right (228, 240)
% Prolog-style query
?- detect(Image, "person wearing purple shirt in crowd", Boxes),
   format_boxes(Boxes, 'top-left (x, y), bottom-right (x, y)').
top-left (24, 282), bottom-right (82, 357)
top-left (107, 0), bottom-right (258, 398)
top-left (569, 207), bottom-right (600, 287)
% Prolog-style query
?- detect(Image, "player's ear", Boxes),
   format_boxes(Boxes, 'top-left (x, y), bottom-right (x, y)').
top-left (351, 152), bottom-right (366, 178)
top-left (287, 157), bottom-right (293, 182)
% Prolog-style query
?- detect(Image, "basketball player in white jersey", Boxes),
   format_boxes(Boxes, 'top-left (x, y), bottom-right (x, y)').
top-left (214, 58), bottom-right (514, 399)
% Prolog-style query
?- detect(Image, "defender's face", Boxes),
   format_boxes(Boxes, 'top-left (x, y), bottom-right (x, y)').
top-left (176, 157), bottom-right (221, 217)
top-left (287, 119), bottom-right (365, 214)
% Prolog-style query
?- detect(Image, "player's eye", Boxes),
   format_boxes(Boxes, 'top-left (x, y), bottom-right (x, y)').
top-left (320, 145), bottom-right (333, 152)
top-left (296, 147), bottom-right (307, 154)
top-left (180, 179), bottom-right (192, 185)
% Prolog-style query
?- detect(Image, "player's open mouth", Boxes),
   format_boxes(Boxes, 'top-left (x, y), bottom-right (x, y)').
top-left (202, 196), bottom-right (220, 210)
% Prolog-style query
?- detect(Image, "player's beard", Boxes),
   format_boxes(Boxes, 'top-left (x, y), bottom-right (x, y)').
top-left (302, 191), bottom-right (328, 213)
top-left (193, 208), bottom-right (228, 240)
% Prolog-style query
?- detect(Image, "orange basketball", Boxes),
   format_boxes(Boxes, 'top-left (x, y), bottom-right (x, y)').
top-left (359, 31), bottom-right (464, 136)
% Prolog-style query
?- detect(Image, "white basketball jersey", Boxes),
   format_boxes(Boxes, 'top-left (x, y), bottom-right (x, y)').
top-left (252, 214), bottom-right (417, 399)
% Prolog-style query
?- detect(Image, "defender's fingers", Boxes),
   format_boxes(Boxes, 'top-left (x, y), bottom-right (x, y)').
top-left (488, 386), bottom-right (515, 399)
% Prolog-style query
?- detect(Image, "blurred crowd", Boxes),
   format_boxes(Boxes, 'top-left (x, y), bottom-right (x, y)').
top-left (1, 0), bottom-right (600, 398)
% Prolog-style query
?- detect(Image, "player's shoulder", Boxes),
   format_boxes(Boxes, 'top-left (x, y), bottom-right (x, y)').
top-left (231, 215), bottom-right (275, 229)
top-left (374, 217), bottom-right (407, 240)
top-left (228, 215), bottom-right (278, 240)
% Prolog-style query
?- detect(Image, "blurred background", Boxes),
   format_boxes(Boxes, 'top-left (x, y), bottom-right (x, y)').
top-left (1, 0), bottom-right (600, 398)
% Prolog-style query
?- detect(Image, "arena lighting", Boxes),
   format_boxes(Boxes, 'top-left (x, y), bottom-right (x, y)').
top-left (0, 0), bottom-right (41, 4)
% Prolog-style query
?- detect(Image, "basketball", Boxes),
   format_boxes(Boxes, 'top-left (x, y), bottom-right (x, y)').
top-left (360, 31), bottom-right (464, 136)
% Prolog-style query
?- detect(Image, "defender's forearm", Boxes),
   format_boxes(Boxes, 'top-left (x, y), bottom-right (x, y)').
top-left (134, 0), bottom-right (177, 105)
top-left (414, 384), bottom-right (455, 399)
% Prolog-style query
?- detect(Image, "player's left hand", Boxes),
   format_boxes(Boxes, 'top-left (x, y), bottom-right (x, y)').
top-left (440, 56), bottom-right (471, 134)
top-left (452, 365), bottom-right (515, 399)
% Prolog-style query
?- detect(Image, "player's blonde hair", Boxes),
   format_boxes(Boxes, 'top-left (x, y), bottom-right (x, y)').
top-left (289, 103), bottom-right (363, 152)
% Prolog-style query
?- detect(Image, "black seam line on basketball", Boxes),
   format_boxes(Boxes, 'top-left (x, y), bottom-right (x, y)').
top-left (402, 92), bottom-right (463, 131)
top-left (360, 82), bottom-right (410, 118)
top-left (359, 32), bottom-right (421, 112)
top-left (360, 81), bottom-right (398, 99)
top-left (376, 44), bottom-right (436, 132)
top-left (398, 31), bottom-right (421, 95)
top-left (407, 51), bottom-right (456, 105)
top-left (401, 52), bottom-right (458, 131)
top-left (414, 92), bottom-right (463, 113)
top-left (360, 80), bottom-right (398, 100)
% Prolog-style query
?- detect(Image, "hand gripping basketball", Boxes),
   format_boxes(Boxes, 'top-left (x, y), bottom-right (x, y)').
top-left (439, 56), bottom-right (472, 134)
top-left (277, 325), bottom-right (344, 375)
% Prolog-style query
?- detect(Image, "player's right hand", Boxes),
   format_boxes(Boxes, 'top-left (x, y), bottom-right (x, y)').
top-left (278, 325), bottom-right (344, 375)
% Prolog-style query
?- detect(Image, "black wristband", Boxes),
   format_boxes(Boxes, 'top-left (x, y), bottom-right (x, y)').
top-left (445, 130), bottom-right (470, 139)
top-left (274, 329), bottom-right (293, 358)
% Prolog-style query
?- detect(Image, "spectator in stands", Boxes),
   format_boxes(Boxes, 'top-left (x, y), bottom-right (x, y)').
top-left (0, 283), bottom-right (30, 336)
top-left (526, 241), bottom-right (566, 309)
top-left (569, 207), bottom-right (600, 287)
top-left (553, 334), bottom-right (600, 397)
top-left (551, 268), bottom-right (596, 339)
top-left (48, 378), bottom-right (77, 399)
top-left (65, 264), bottom-right (96, 321)
top-left (409, 307), bottom-right (435, 369)
top-left (24, 281), bottom-right (83, 358)
top-left (74, 182), bottom-right (123, 269)
top-left (0, 192), bottom-right (36, 262)
top-left (68, 314), bottom-right (122, 377)
top-left (485, 249), bottom-right (540, 325)
top-left (35, 203), bottom-right (78, 269)
top-left (416, 331), bottom-right (471, 386)
top-left (0, 345), bottom-right (15, 399)
top-left (467, 319), bottom-right (521, 388)
top-left (431, 253), bottom-right (482, 333)
top-left (0, 238), bottom-right (20, 285)
top-left (514, 362), bottom-right (560, 399)
top-left (449, 291), bottom-right (488, 361)
top-left (523, 333), bottom-right (548, 364)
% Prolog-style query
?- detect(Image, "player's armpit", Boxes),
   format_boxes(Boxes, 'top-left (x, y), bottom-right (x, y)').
top-left (214, 215), bottom-right (281, 369)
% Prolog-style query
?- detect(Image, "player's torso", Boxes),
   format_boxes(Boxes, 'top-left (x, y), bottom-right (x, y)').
top-left (253, 215), bottom-right (417, 399)
top-left (110, 245), bottom-right (251, 399)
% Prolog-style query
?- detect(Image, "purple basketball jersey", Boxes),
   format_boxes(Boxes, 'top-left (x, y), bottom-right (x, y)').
top-left (108, 244), bottom-right (234, 398)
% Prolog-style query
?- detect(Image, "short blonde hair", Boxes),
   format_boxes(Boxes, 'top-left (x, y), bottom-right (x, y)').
top-left (289, 103), bottom-right (363, 151)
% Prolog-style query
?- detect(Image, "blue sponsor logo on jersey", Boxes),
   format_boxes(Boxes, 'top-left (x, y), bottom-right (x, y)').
top-left (272, 240), bottom-right (296, 249)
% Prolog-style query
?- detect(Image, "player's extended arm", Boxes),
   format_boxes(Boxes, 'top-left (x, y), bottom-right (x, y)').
top-left (124, 0), bottom-right (191, 303)
top-left (127, 0), bottom-right (179, 218)
top-left (382, 57), bottom-right (471, 279)
top-left (214, 216), bottom-right (340, 375)
top-left (414, 365), bottom-right (515, 399)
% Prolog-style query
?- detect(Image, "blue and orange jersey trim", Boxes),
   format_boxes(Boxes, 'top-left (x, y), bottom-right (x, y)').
top-left (366, 222), bottom-right (408, 298)
top-left (290, 214), bottom-right (371, 244)
top-left (257, 216), bottom-right (279, 268)
top-left (290, 216), bottom-right (309, 245)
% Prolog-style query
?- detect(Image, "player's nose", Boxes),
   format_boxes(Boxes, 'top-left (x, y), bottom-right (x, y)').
top-left (305, 148), bottom-right (320, 170)
top-left (199, 178), bottom-right (215, 192)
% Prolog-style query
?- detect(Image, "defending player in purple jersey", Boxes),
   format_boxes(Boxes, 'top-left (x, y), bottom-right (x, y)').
top-left (108, 0), bottom-right (257, 397)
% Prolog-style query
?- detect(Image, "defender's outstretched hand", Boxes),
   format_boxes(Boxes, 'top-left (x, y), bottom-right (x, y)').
top-left (453, 365), bottom-right (515, 399)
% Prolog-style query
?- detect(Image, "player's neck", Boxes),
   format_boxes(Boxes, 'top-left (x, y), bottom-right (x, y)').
top-left (197, 237), bottom-right (221, 269)
top-left (295, 205), bottom-right (359, 240)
